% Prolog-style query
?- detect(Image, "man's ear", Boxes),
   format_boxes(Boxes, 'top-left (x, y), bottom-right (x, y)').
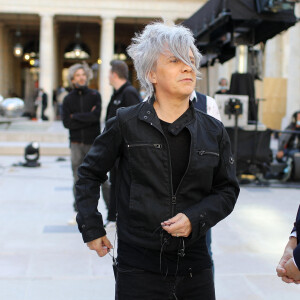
top-left (148, 70), bottom-right (157, 84)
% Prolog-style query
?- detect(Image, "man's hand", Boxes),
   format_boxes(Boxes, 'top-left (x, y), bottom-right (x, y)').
top-left (276, 237), bottom-right (298, 283)
top-left (87, 236), bottom-right (113, 257)
top-left (161, 213), bottom-right (192, 237)
top-left (285, 258), bottom-right (300, 282)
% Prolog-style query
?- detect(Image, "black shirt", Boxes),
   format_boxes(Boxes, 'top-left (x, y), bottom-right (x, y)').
top-left (117, 115), bottom-right (212, 275)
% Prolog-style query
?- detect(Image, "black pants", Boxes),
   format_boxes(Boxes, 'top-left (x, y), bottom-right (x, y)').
top-left (115, 264), bottom-right (215, 300)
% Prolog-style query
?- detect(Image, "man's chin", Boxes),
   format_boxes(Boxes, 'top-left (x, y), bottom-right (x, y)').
top-left (75, 83), bottom-right (87, 89)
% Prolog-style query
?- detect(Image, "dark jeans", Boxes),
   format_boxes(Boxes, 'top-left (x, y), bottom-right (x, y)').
top-left (115, 264), bottom-right (215, 300)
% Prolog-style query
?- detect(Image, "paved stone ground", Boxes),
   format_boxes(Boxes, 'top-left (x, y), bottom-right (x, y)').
top-left (0, 155), bottom-right (299, 300)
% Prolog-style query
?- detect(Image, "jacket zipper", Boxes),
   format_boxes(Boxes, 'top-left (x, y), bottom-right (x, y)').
top-left (79, 90), bottom-right (84, 142)
top-left (197, 150), bottom-right (219, 157)
top-left (166, 139), bottom-right (176, 217)
top-left (127, 143), bottom-right (162, 149)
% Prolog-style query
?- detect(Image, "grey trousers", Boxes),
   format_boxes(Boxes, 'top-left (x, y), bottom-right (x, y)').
top-left (70, 142), bottom-right (110, 212)
top-left (71, 143), bottom-right (92, 212)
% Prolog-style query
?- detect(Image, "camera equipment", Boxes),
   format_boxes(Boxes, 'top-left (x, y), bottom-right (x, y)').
top-left (225, 98), bottom-right (243, 163)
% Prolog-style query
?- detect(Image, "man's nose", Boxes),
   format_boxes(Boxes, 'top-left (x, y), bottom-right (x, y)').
top-left (182, 63), bottom-right (192, 72)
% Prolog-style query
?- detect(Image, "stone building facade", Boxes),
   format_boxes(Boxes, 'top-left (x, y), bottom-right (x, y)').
top-left (0, 0), bottom-right (299, 127)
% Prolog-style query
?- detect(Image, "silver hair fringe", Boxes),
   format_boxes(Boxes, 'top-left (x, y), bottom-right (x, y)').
top-left (127, 21), bottom-right (202, 99)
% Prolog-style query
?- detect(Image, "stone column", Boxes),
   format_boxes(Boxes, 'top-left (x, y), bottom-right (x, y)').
top-left (39, 13), bottom-right (54, 120)
top-left (53, 23), bottom-right (59, 90)
top-left (0, 23), bottom-right (4, 96)
top-left (7, 28), bottom-right (14, 97)
top-left (264, 35), bottom-right (282, 77)
top-left (282, 3), bottom-right (300, 129)
top-left (99, 16), bottom-right (115, 121)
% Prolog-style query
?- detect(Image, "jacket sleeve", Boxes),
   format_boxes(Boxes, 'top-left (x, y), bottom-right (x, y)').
top-left (62, 98), bottom-right (93, 130)
top-left (294, 245), bottom-right (300, 270)
top-left (292, 205), bottom-right (299, 234)
top-left (183, 125), bottom-right (240, 240)
top-left (72, 93), bottom-right (102, 123)
top-left (75, 116), bottom-right (123, 243)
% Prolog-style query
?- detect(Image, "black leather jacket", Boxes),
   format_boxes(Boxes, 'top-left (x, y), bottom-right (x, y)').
top-left (62, 87), bottom-right (102, 144)
top-left (76, 99), bottom-right (239, 251)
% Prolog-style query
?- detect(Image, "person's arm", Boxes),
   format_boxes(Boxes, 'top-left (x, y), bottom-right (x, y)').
top-left (184, 126), bottom-right (239, 239)
top-left (206, 96), bottom-right (221, 121)
top-left (163, 125), bottom-right (239, 239)
top-left (75, 116), bottom-right (123, 245)
top-left (71, 93), bottom-right (102, 123)
top-left (62, 98), bottom-right (93, 130)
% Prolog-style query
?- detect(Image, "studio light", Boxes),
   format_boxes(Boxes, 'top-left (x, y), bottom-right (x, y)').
top-left (23, 142), bottom-right (41, 167)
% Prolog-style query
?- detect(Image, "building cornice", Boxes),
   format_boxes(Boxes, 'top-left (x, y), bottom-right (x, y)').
top-left (0, 0), bottom-right (205, 20)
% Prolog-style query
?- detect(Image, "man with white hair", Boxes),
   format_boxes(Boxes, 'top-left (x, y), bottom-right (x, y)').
top-left (62, 63), bottom-right (101, 224)
top-left (75, 22), bottom-right (239, 299)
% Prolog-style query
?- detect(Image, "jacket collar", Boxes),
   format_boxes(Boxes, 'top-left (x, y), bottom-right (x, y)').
top-left (138, 96), bottom-right (196, 136)
top-left (113, 81), bottom-right (131, 96)
top-left (74, 85), bottom-right (88, 94)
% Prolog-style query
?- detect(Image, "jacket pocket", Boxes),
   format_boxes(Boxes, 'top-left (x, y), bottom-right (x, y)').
top-left (127, 143), bottom-right (162, 149)
top-left (197, 150), bottom-right (220, 157)
top-left (189, 150), bottom-right (220, 190)
top-left (196, 150), bottom-right (220, 168)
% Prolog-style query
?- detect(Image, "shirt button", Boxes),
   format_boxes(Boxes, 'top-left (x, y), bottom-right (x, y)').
top-left (144, 116), bottom-right (148, 119)
top-left (147, 111), bottom-right (151, 115)
top-left (82, 224), bottom-right (86, 229)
